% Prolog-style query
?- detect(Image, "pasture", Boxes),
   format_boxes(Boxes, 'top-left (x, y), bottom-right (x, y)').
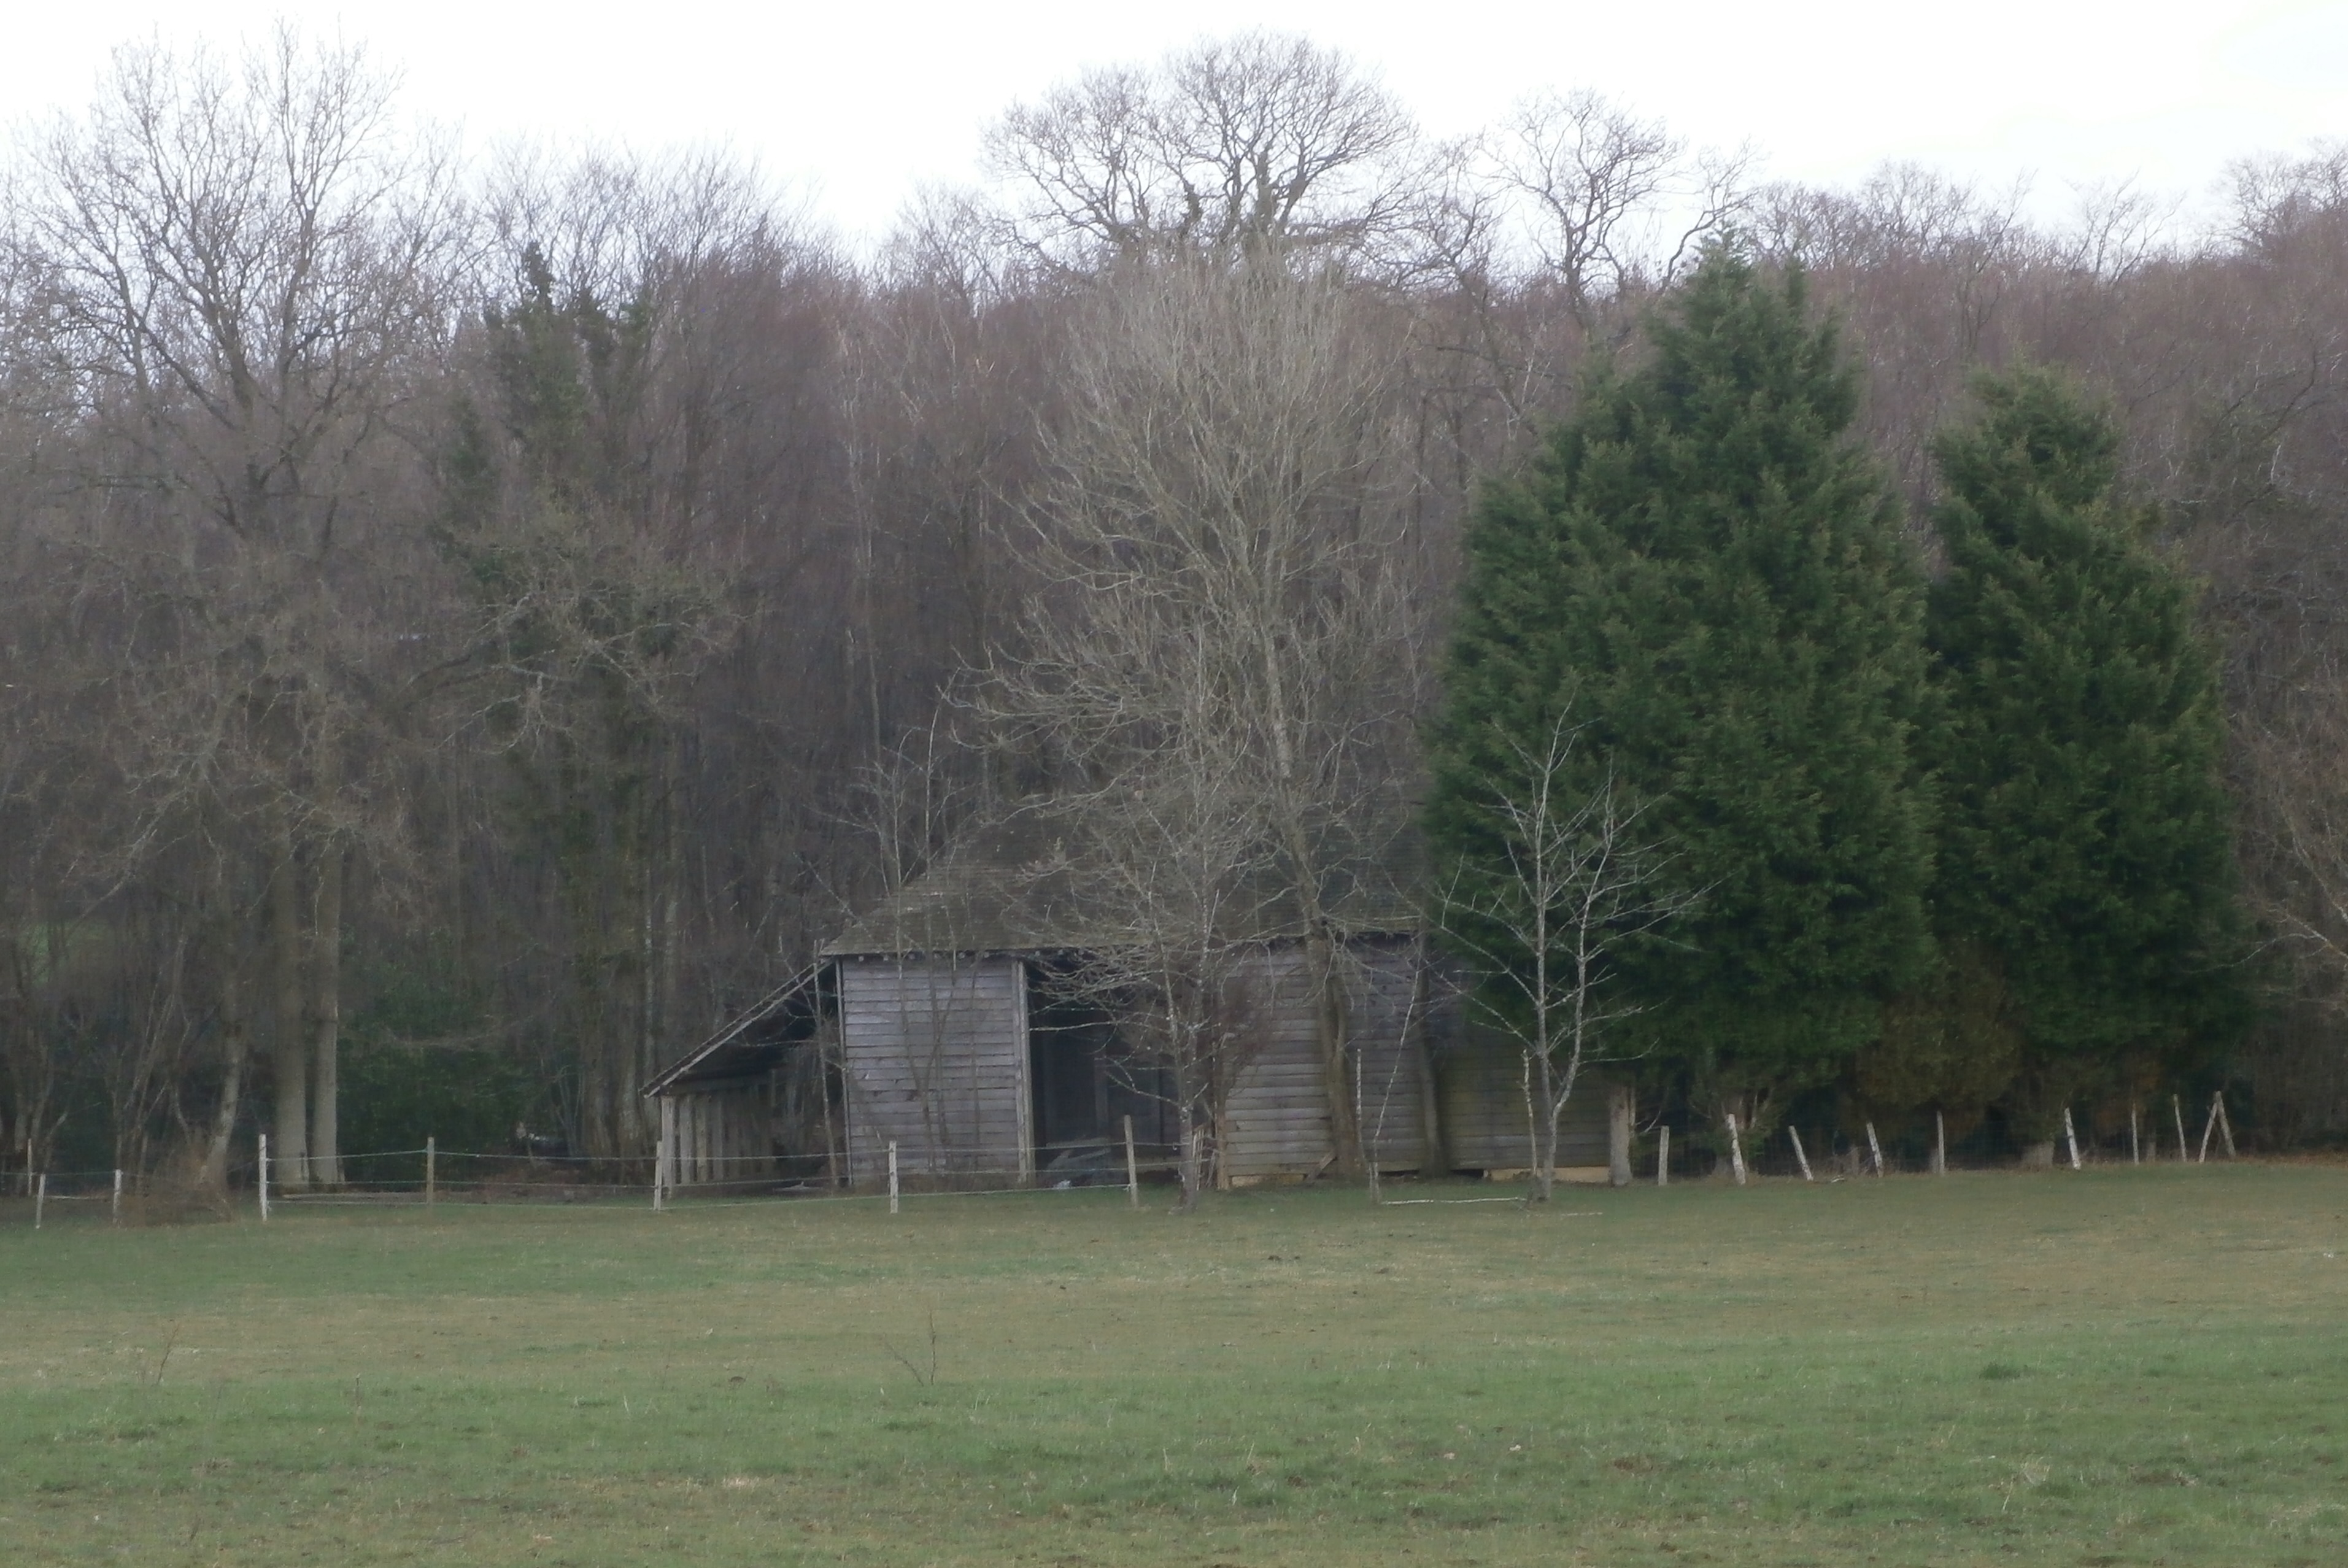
top-left (2, 1165), bottom-right (2344, 1566)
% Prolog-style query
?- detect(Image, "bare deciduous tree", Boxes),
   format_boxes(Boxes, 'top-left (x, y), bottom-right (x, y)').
top-left (14, 29), bottom-right (461, 1188)
top-left (986, 31), bottom-right (1421, 271)
top-left (1437, 715), bottom-right (1691, 1203)
top-left (988, 258), bottom-right (1421, 1180)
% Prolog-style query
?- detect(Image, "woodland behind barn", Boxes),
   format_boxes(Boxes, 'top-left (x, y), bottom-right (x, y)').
top-left (8, 29), bottom-right (2348, 1193)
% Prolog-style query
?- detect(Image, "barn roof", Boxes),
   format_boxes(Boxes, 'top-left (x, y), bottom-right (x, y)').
top-left (641, 962), bottom-right (824, 1098)
top-left (822, 800), bottom-right (1419, 959)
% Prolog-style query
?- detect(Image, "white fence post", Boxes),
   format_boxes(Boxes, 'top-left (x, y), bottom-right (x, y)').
top-left (1656, 1125), bottom-right (1670, 1187)
top-left (888, 1140), bottom-right (900, 1215)
top-left (33, 1172), bottom-right (45, 1230)
top-left (1865, 1121), bottom-right (1887, 1177)
top-left (258, 1134), bottom-right (271, 1222)
top-left (1788, 1125), bottom-right (1815, 1181)
top-left (1726, 1114), bottom-right (1747, 1186)
top-left (425, 1137), bottom-right (436, 1209)
top-left (1124, 1115), bottom-right (1140, 1210)
top-left (112, 1168), bottom-right (123, 1224)
top-left (2063, 1105), bottom-right (2083, 1170)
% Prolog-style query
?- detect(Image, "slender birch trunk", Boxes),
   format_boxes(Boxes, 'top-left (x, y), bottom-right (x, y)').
top-left (269, 829), bottom-right (311, 1192)
top-left (308, 843), bottom-right (346, 1189)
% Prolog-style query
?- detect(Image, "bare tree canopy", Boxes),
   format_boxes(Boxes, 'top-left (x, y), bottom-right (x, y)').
top-left (986, 32), bottom-right (1421, 269)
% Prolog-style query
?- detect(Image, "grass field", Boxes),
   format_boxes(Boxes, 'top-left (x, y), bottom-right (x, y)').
top-left (2, 1165), bottom-right (2344, 1567)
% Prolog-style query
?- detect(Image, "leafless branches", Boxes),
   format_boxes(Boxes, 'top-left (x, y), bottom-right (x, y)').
top-left (1437, 714), bottom-right (1693, 1203)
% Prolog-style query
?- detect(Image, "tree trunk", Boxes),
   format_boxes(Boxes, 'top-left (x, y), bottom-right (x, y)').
top-left (1175, 1105), bottom-right (1203, 1213)
top-left (269, 835), bottom-right (311, 1191)
top-left (1607, 1084), bottom-right (1634, 1187)
top-left (309, 844), bottom-right (346, 1189)
top-left (1534, 1049), bottom-right (1560, 1202)
top-left (1413, 962), bottom-right (1447, 1176)
top-left (198, 967), bottom-right (248, 1191)
top-left (1310, 930), bottom-right (1363, 1180)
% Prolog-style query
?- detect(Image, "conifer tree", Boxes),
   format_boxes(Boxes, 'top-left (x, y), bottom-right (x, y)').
top-left (1428, 245), bottom-right (1934, 1134)
top-left (1923, 368), bottom-right (2245, 1129)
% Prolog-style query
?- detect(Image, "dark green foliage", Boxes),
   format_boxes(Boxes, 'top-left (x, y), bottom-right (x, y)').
top-left (1858, 941), bottom-right (2022, 1132)
top-left (1429, 245), bottom-right (1935, 1120)
top-left (1921, 367), bottom-right (2248, 1118)
top-left (339, 955), bottom-right (526, 1181)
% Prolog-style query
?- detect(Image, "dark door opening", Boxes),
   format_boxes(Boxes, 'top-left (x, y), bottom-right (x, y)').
top-left (1026, 966), bottom-right (1176, 1183)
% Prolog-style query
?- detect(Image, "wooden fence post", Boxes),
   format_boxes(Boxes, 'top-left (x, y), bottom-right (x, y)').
top-left (1726, 1114), bottom-right (1747, 1186)
top-left (258, 1134), bottom-right (270, 1222)
top-left (1656, 1125), bottom-right (1670, 1188)
top-left (2172, 1095), bottom-right (2188, 1164)
top-left (112, 1168), bottom-right (123, 1224)
top-left (2196, 1094), bottom-right (2217, 1164)
top-left (1865, 1121), bottom-right (1886, 1177)
top-left (33, 1172), bottom-right (45, 1230)
top-left (425, 1137), bottom-right (436, 1210)
top-left (1787, 1125), bottom-right (1815, 1181)
top-left (2062, 1106), bottom-right (2083, 1170)
top-left (887, 1140), bottom-right (900, 1215)
top-left (1124, 1115), bottom-right (1140, 1210)
top-left (2130, 1103), bottom-right (2141, 1165)
top-left (2215, 1092), bottom-right (2237, 1159)
top-left (1931, 1112), bottom-right (1947, 1176)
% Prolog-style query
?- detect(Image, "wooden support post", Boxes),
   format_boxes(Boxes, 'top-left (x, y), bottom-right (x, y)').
top-left (1656, 1125), bottom-right (1670, 1186)
top-left (2215, 1092), bottom-right (2237, 1159)
top-left (1726, 1113), bottom-right (1747, 1186)
top-left (2062, 1106), bottom-right (2082, 1170)
top-left (1124, 1115), bottom-right (1140, 1210)
top-left (33, 1172), bottom-right (45, 1230)
top-left (887, 1140), bottom-right (900, 1215)
top-left (2172, 1094), bottom-right (2188, 1164)
top-left (1865, 1121), bottom-right (1885, 1177)
top-left (112, 1168), bottom-right (123, 1224)
top-left (1933, 1111), bottom-right (1947, 1177)
top-left (258, 1134), bottom-right (271, 1222)
top-left (425, 1137), bottom-right (436, 1210)
top-left (1788, 1124), bottom-right (1815, 1182)
top-left (2196, 1092), bottom-right (2218, 1164)
top-left (2130, 1103), bottom-right (2141, 1165)
top-left (655, 1098), bottom-right (674, 1211)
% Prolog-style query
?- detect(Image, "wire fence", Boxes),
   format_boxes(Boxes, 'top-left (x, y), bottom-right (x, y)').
top-left (1, 1091), bottom-right (2258, 1227)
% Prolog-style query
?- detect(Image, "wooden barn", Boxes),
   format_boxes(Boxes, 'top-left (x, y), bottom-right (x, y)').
top-left (643, 809), bottom-right (1622, 1194)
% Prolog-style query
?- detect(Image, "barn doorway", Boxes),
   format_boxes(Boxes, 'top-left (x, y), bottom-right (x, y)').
top-left (1025, 965), bottom-right (1176, 1184)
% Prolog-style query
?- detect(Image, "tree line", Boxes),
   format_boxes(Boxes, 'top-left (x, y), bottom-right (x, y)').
top-left (4, 28), bottom-right (2346, 1191)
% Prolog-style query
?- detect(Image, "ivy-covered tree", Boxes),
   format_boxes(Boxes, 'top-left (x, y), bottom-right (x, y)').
top-left (1922, 368), bottom-right (2246, 1144)
top-left (1428, 244), bottom-right (1934, 1140)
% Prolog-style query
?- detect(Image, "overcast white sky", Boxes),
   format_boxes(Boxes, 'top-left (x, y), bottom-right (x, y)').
top-left (6, 1), bottom-right (2345, 242)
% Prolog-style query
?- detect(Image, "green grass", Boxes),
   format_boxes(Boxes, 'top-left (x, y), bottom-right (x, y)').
top-left (2, 1166), bottom-right (2345, 1566)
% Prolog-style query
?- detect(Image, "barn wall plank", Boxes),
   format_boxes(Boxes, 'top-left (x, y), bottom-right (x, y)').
top-left (840, 956), bottom-right (1029, 1182)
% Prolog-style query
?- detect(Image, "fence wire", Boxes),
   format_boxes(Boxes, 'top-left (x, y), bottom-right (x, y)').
top-left (3, 1094), bottom-right (2260, 1227)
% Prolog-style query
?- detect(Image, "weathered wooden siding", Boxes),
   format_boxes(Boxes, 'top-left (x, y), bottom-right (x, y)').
top-left (1349, 942), bottom-right (1437, 1173)
top-left (1221, 943), bottom-right (1435, 1181)
top-left (669, 1082), bottom-right (776, 1188)
top-left (839, 956), bottom-right (1032, 1184)
top-left (1437, 1031), bottom-right (1613, 1171)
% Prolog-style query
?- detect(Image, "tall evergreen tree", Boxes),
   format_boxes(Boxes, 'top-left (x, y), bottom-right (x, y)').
top-left (1428, 246), bottom-right (1934, 1132)
top-left (1923, 368), bottom-right (2245, 1130)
